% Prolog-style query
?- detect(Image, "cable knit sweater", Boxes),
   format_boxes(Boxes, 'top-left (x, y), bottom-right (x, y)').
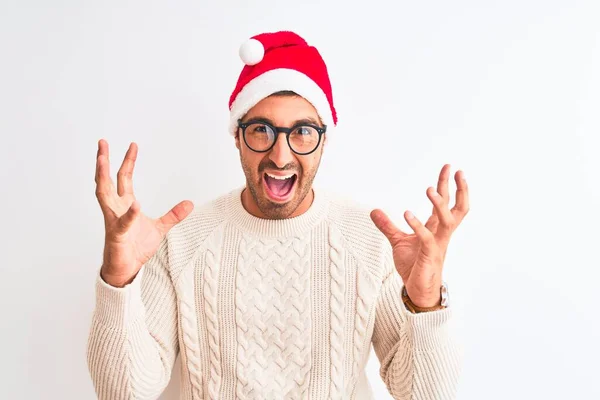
top-left (86, 186), bottom-right (462, 400)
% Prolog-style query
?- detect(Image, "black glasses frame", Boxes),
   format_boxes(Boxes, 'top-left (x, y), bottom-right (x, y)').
top-left (237, 118), bottom-right (327, 155)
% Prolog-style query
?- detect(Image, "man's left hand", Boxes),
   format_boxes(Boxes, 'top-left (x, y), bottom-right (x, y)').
top-left (370, 164), bottom-right (470, 308)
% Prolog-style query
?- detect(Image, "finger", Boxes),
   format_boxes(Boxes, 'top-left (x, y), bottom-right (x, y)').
top-left (158, 200), bottom-right (195, 233)
top-left (115, 200), bottom-right (141, 234)
top-left (404, 211), bottom-right (436, 254)
top-left (95, 139), bottom-right (108, 185)
top-left (437, 164), bottom-right (451, 200)
top-left (424, 210), bottom-right (439, 232)
top-left (426, 164), bottom-right (450, 231)
top-left (117, 142), bottom-right (138, 197)
top-left (451, 170), bottom-right (470, 221)
top-left (95, 139), bottom-right (116, 201)
top-left (370, 209), bottom-right (407, 245)
top-left (427, 186), bottom-right (454, 240)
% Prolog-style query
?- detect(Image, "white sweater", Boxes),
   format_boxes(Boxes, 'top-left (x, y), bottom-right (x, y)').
top-left (86, 186), bottom-right (462, 399)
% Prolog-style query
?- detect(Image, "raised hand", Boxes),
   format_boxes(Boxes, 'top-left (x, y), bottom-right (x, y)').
top-left (95, 139), bottom-right (194, 287)
top-left (370, 164), bottom-right (469, 308)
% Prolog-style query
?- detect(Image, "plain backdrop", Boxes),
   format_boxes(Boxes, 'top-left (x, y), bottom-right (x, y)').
top-left (1, 0), bottom-right (599, 399)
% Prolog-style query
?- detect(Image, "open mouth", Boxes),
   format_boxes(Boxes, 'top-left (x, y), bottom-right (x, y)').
top-left (263, 172), bottom-right (298, 202)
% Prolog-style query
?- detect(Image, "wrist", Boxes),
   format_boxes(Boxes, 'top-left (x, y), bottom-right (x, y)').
top-left (410, 294), bottom-right (442, 308)
top-left (404, 283), bottom-right (442, 307)
top-left (100, 266), bottom-right (136, 288)
top-left (402, 283), bottom-right (448, 313)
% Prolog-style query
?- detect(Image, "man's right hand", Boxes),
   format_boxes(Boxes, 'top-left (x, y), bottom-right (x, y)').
top-left (95, 139), bottom-right (194, 288)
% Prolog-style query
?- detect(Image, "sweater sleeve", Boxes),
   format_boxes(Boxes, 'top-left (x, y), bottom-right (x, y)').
top-left (86, 237), bottom-right (179, 400)
top-left (371, 251), bottom-right (463, 399)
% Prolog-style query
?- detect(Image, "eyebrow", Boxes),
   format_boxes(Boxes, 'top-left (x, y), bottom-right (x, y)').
top-left (242, 116), bottom-right (323, 127)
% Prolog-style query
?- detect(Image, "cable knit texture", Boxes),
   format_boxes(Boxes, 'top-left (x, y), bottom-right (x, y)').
top-left (235, 233), bottom-right (312, 399)
top-left (328, 226), bottom-right (346, 399)
top-left (87, 186), bottom-right (462, 400)
top-left (203, 230), bottom-right (223, 399)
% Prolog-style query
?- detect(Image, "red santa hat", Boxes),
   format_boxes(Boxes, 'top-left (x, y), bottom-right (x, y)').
top-left (228, 31), bottom-right (337, 136)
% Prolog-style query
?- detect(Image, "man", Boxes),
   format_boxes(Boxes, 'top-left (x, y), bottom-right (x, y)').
top-left (87, 30), bottom-right (468, 399)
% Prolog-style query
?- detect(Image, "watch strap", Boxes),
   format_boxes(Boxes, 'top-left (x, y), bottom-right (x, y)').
top-left (401, 284), bottom-right (448, 313)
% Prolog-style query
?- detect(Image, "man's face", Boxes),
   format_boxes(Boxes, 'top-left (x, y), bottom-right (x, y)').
top-left (235, 94), bottom-right (326, 219)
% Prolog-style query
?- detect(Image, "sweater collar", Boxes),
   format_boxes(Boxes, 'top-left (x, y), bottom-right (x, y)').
top-left (226, 185), bottom-right (329, 237)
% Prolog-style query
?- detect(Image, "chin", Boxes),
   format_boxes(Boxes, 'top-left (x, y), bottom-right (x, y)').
top-left (259, 189), bottom-right (300, 219)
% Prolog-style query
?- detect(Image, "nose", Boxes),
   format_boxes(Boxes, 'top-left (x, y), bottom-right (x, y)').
top-left (268, 132), bottom-right (295, 168)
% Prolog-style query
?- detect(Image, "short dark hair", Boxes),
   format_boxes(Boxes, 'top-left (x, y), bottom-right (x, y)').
top-left (269, 90), bottom-right (299, 97)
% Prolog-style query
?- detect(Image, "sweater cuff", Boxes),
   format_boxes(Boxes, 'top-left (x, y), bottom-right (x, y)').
top-left (405, 307), bottom-right (454, 352)
top-left (93, 266), bottom-right (146, 329)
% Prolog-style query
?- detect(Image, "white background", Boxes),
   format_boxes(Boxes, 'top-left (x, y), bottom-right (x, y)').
top-left (1, 0), bottom-right (599, 399)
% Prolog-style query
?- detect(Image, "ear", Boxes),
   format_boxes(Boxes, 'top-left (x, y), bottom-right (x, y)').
top-left (235, 132), bottom-right (241, 150)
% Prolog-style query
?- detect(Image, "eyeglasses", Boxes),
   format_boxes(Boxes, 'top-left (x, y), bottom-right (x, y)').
top-left (237, 119), bottom-right (327, 155)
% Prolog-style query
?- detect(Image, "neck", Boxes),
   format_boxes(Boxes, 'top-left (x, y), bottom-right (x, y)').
top-left (241, 186), bottom-right (315, 219)
top-left (228, 185), bottom-right (328, 237)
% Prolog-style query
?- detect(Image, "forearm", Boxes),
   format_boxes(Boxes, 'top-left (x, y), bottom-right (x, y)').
top-left (382, 308), bottom-right (462, 399)
top-left (87, 259), bottom-right (178, 399)
top-left (373, 273), bottom-right (462, 399)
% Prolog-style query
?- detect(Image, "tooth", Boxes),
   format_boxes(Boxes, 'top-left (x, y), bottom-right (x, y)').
top-left (267, 173), bottom-right (294, 180)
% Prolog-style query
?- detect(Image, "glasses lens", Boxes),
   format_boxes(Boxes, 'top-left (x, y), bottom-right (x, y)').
top-left (244, 123), bottom-right (275, 151)
top-left (289, 126), bottom-right (320, 154)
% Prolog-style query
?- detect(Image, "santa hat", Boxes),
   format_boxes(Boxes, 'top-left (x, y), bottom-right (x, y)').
top-left (228, 31), bottom-right (337, 136)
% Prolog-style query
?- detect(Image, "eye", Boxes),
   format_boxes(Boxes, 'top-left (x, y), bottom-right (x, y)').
top-left (295, 126), bottom-right (312, 135)
top-left (254, 124), bottom-right (267, 133)
top-left (248, 123), bottom-right (270, 134)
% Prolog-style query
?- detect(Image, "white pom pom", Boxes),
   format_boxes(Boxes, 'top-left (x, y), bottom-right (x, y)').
top-left (239, 39), bottom-right (264, 66)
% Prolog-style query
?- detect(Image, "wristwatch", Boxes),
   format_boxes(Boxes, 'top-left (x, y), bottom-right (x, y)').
top-left (401, 282), bottom-right (450, 313)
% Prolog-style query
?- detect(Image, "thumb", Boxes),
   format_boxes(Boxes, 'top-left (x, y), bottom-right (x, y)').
top-left (370, 209), bottom-right (404, 245)
top-left (158, 200), bottom-right (194, 233)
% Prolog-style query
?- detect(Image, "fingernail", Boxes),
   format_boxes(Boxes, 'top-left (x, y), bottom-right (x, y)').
top-left (406, 211), bottom-right (414, 219)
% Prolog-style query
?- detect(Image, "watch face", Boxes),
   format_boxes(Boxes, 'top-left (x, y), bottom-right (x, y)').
top-left (441, 283), bottom-right (449, 307)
